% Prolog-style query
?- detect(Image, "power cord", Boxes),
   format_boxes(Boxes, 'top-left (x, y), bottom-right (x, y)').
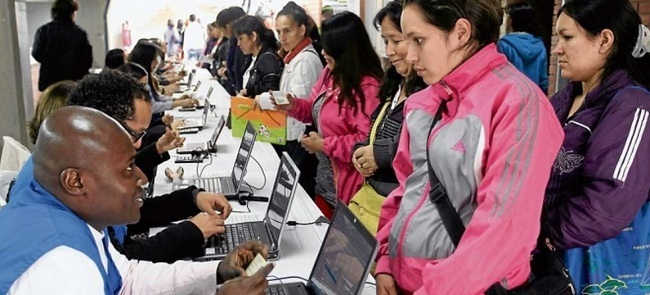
top-left (243, 155), bottom-right (266, 191)
top-left (196, 151), bottom-right (214, 178)
top-left (286, 216), bottom-right (330, 226)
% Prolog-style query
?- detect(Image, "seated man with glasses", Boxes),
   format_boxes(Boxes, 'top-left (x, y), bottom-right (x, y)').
top-left (6, 71), bottom-right (229, 264)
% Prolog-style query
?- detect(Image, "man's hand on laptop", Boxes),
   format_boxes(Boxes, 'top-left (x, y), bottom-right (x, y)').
top-left (217, 241), bottom-right (270, 282)
top-left (196, 192), bottom-right (232, 219)
top-left (190, 212), bottom-right (226, 238)
top-left (156, 128), bottom-right (185, 154)
top-left (217, 263), bottom-right (274, 295)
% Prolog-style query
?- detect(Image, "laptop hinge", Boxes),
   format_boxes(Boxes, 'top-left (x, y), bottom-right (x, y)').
top-left (264, 219), bottom-right (278, 251)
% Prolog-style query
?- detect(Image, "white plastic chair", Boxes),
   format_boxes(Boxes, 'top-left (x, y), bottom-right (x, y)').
top-left (0, 136), bottom-right (31, 172)
top-left (0, 170), bottom-right (18, 208)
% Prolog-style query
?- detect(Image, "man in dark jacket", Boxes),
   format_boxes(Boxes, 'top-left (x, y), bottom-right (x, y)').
top-left (32, 0), bottom-right (93, 91)
top-left (67, 70), bottom-right (232, 263)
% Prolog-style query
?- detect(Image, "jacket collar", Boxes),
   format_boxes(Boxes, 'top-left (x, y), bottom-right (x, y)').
top-left (553, 70), bottom-right (634, 118)
top-left (284, 38), bottom-right (312, 64)
top-left (429, 43), bottom-right (506, 103)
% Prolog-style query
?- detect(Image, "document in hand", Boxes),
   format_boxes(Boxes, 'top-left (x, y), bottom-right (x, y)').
top-left (230, 96), bottom-right (287, 145)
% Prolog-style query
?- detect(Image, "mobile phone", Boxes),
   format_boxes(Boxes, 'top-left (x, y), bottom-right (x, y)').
top-left (272, 92), bottom-right (290, 105)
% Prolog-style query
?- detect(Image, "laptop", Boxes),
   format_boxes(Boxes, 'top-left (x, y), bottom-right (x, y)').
top-left (265, 202), bottom-right (378, 295)
top-left (192, 80), bottom-right (202, 93)
top-left (177, 115), bottom-right (226, 154)
top-left (180, 85), bottom-right (213, 112)
top-left (180, 69), bottom-right (195, 90)
top-left (178, 98), bottom-right (210, 133)
top-left (195, 151), bottom-right (301, 261)
top-left (174, 121), bottom-right (257, 197)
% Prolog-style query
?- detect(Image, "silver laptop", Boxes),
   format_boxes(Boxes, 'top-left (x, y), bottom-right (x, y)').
top-left (195, 151), bottom-right (301, 261)
top-left (180, 70), bottom-right (195, 90)
top-left (174, 121), bottom-right (257, 197)
top-left (177, 115), bottom-right (225, 154)
top-left (178, 97), bottom-right (211, 132)
top-left (265, 201), bottom-right (378, 295)
top-left (192, 80), bottom-right (202, 93)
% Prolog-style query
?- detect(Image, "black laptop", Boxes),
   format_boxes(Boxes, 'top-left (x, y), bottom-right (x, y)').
top-left (265, 201), bottom-right (378, 295)
top-left (195, 151), bottom-right (301, 261)
top-left (174, 121), bottom-right (257, 197)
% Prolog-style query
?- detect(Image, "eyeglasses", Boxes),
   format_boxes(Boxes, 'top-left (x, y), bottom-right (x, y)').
top-left (119, 121), bottom-right (147, 143)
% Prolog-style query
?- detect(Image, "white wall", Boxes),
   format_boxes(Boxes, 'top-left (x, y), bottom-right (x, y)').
top-left (0, 0), bottom-right (31, 152)
top-left (105, 0), bottom-right (241, 51)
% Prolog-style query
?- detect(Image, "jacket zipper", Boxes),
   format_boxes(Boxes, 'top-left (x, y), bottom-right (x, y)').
top-left (396, 82), bottom-right (452, 278)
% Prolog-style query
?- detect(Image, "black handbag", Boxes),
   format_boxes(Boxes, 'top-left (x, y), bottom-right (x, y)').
top-left (424, 101), bottom-right (575, 295)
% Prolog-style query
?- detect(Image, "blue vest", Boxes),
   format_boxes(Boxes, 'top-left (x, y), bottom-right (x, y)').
top-left (0, 172), bottom-right (122, 294)
top-left (9, 157), bottom-right (129, 247)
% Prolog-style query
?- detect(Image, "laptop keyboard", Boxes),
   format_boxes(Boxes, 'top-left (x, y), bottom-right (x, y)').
top-left (206, 223), bottom-right (257, 254)
top-left (265, 287), bottom-right (287, 295)
top-left (197, 177), bottom-right (234, 193)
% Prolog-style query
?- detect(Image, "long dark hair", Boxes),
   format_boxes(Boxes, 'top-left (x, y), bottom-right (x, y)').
top-left (559, 0), bottom-right (650, 89)
top-left (233, 15), bottom-right (279, 52)
top-left (128, 42), bottom-right (159, 99)
top-left (403, 0), bottom-right (502, 58)
top-left (117, 62), bottom-right (148, 81)
top-left (321, 12), bottom-right (383, 114)
top-left (374, 1), bottom-right (426, 102)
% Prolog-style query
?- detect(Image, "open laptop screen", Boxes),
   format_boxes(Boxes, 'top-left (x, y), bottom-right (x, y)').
top-left (309, 203), bottom-right (378, 295)
top-left (205, 86), bottom-right (214, 100)
top-left (186, 72), bottom-right (194, 89)
top-left (209, 116), bottom-right (226, 147)
top-left (265, 152), bottom-right (300, 242)
top-left (231, 121), bottom-right (257, 191)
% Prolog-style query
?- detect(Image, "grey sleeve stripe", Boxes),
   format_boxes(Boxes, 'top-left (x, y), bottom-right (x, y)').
top-left (489, 66), bottom-right (540, 218)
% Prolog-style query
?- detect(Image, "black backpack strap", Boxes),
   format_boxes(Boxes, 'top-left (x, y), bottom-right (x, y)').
top-left (426, 100), bottom-right (513, 294)
top-left (425, 100), bottom-right (466, 246)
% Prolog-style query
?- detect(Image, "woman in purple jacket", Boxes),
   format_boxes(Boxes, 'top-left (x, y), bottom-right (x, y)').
top-left (545, 0), bottom-right (650, 291)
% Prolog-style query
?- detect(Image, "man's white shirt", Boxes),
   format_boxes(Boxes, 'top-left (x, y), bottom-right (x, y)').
top-left (9, 225), bottom-right (219, 295)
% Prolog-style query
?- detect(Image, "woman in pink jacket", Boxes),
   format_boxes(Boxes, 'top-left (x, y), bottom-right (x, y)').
top-left (275, 12), bottom-right (382, 217)
top-left (374, 0), bottom-right (565, 294)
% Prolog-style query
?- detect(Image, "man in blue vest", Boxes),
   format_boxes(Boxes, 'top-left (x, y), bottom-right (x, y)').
top-left (0, 106), bottom-right (272, 294)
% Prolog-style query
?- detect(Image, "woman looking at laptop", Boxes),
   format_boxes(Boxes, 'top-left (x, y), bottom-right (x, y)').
top-left (373, 0), bottom-right (564, 293)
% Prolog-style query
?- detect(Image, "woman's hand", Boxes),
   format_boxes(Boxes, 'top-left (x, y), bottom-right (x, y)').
top-left (300, 132), bottom-right (324, 154)
top-left (352, 145), bottom-right (378, 176)
top-left (375, 274), bottom-right (398, 295)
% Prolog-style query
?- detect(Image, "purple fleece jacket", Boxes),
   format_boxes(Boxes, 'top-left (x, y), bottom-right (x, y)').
top-left (545, 70), bottom-right (650, 250)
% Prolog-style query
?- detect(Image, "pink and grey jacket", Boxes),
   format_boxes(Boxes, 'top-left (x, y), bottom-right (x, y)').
top-left (375, 44), bottom-right (564, 294)
top-left (288, 67), bottom-right (380, 204)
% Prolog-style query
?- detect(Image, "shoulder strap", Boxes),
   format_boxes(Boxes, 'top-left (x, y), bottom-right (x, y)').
top-left (370, 102), bottom-right (391, 145)
top-left (425, 100), bottom-right (466, 247)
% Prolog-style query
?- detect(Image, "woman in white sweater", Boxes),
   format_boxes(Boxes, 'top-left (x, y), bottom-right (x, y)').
top-left (274, 1), bottom-right (324, 196)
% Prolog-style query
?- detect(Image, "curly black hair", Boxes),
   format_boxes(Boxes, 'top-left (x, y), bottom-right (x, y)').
top-left (67, 70), bottom-right (150, 121)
